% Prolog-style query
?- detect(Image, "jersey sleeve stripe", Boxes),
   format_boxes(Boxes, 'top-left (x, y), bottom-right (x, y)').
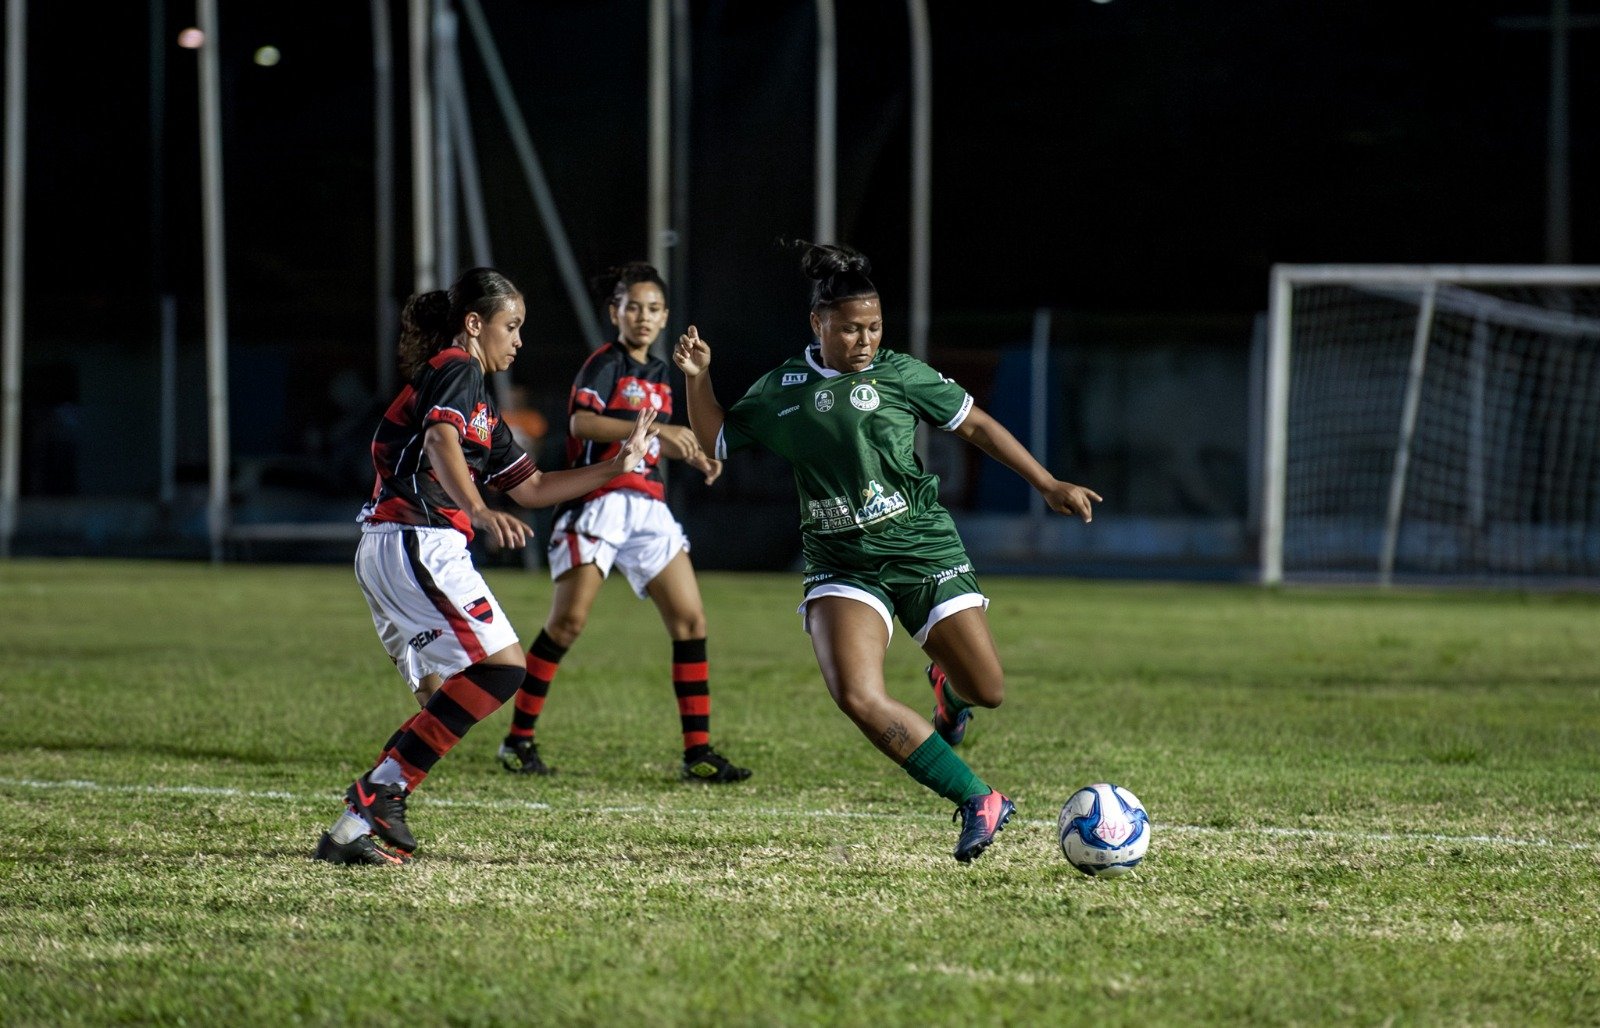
top-left (483, 453), bottom-right (536, 491)
top-left (424, 403), bottom-right (469, 438)
top-left (941, 393), bottom-right (974, 432)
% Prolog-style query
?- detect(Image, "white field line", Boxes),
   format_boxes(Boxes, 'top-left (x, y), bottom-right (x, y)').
top-left (2, 775), bottom-right (1596, 852)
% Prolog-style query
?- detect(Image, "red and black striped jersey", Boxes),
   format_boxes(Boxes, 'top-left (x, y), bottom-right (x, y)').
top-left (359, 347), bottom-right (535, 540)
top-left (563, 342), bottom-right (672, 504)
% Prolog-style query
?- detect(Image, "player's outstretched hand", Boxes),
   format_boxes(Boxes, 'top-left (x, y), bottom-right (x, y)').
top-left (471, 507), bottom-right (532, 550)
top-left (616, 407), bottom-right (658, 470)
top-left (688, 453), bottom-right (723, 486)
top-left (1041, 480), bottom-right (1102, 523)
top-left (674, 325), bottom-right (711, 377)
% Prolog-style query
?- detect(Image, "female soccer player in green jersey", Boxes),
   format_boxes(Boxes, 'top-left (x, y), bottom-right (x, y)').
top-left (673, 242), bottom-right (1101, 862)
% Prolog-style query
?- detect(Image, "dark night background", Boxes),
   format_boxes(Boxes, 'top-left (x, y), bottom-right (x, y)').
top-left (5, 0), bottom-right (1596, 565)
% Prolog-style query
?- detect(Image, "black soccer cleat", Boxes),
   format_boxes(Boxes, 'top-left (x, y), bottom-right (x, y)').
top-left (497, 737), bottom-right (555, 775)
top-left (952, 789), bottom-right (1015, 863)
top-left (681, 746), bottom-right (753, 783)
top-left (346, 773), bottom-right (417, 854)
top-left (928, 662), bottom-right (972, 747)
top-left (313, 831), bottom-right (412, 867)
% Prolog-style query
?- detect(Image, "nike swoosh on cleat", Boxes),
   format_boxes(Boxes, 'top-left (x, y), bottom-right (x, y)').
top-left (355, 781), bottom-right (377, 807)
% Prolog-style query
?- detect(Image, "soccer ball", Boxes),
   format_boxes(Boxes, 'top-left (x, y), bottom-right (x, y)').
top-left (1058, 783), bottom-right (1150, 877)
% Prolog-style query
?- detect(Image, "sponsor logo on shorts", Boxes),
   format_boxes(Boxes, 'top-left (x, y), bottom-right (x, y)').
top-left (814, 389), bottom-right (835, 413)
top-left (849, 383), bottom-right (880, 411)
top-left (464, 597), bottom-right (494, 623)
top-left (928, 562), bottom-right (972, 585)
top-left (782, 372), bottom-right (809, 386)
top-left (408, 627), bottom-right (445, 650)
top-left (802, 570), bottom-right (834, 586)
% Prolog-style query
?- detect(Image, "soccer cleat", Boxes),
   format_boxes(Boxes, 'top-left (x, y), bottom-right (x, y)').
top-left (952, 789), bottom-right (1014, 863)
top-left (345, 773), bottom-right (416, 854)
top-left (312, 831), bottom-right (412, 867)
top-left (681, 746), bottom-right (753, 783)
top-left (928, 663), bottom-right (972, 747)
top-left (497, 737), bottom-right (555, 775)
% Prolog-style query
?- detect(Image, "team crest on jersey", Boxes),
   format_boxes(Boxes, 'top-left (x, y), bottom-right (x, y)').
top-left (782, 372), bottom-right (809, 387)
top-left (849, 383), bottom-right (880, 411)
top-left (855, 479), bottom-right (908, 524)
top-left (468, 405), bottom-right (493, 443)
top-left (621, 379), bottom-right (647, 408)
top-left (814, 389), bottom-right (835, 413)
top-left (464, 597), bottom-right (494, 623)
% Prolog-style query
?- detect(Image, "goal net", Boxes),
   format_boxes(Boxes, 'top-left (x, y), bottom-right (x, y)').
top-left (1261, 265), bottom-right (1600, 586)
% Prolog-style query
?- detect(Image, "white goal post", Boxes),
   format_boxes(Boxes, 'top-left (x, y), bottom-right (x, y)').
top-left (1262, 264), bottom-right (1600, 586)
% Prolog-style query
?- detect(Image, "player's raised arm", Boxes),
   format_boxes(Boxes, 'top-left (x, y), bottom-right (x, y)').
top-left (673, 325), bottom-right (725, 455)
top-left (506, 407), bottom-right (657, 509)
top-left (952, 404), bottom-right (1101, 523)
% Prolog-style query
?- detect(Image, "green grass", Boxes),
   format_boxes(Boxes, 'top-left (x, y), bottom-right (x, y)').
top-left (2, 559), bottom-right (1599, 1025)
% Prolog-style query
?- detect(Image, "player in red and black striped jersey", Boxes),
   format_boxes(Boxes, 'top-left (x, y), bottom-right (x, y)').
top-left (314, 267), bottom-right (657, 866)
top-left (496, 262), bottom-right (751, 784)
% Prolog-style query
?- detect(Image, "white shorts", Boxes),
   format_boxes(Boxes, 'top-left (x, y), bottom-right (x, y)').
top-left (354, 523), bottom-right (520, 692)
top-left (547, 491), bottom-right (689, 597)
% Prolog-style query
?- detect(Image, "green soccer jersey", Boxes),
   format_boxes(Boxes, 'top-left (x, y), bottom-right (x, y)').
top-left (718, 343), bottom-right (973, 545)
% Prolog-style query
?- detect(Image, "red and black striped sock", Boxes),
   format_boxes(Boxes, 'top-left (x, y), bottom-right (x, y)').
top-left (387, 663), bottom-right (524, 791)
top-left (672, 638), bottom-right (710, 755)
top-left (508, 630), bottom-right (567, 742)
top-left (378, 713), bottom-right (422, 766)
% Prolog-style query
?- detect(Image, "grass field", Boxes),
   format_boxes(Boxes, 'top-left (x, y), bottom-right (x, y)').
top-left (2, 559), bottom-right (1599, 1025)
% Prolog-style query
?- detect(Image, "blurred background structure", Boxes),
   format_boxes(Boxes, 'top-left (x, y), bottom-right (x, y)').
top-left (1, 0), bottom-right (1597, 583)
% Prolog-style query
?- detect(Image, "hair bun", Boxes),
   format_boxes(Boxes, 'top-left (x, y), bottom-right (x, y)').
top-left (798, 241), bottom-right (870, 281)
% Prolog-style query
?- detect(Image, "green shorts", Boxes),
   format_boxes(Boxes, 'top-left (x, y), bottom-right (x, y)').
top-left (797, 508), bottom-right (988, 645)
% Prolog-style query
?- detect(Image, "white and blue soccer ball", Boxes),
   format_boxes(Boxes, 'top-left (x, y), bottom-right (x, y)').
top-left (1058, 783), bottom-right (1150, 877)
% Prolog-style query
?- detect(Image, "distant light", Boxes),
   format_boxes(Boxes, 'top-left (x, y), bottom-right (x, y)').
top-left (177, 27), bottom-right (204, 49)
top-left (253, 45), bottom-right (281, 67)
top-left (1090, 0), bottom-right (1114, 4)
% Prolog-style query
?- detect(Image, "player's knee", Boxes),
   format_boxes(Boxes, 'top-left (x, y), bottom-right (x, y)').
top-left (666, 613), bottom-right (706, 640)
top-left (963, 670), bottom-right (1005, 708)
top-left (546, 612), bottom-right (586, 648)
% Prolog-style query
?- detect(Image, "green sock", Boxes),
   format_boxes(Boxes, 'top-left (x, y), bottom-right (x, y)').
top-left (901, 733), bottom-right (989, 804)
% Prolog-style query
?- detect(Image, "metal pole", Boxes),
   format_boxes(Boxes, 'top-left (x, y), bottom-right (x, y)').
top-left (0, 0), bottom-right (26, 558)
top-left (1547, 0), bottom-right (1571, 263)
top-left (648, 0), bottom-right (669, 275)
top-left (159, 294), bottom-right (177, 507)
top-left (409, 0), bottom-right (436, 293)
top-left (1029, 308), bottom-right (1050, 527)
top-left (442, 41), bottom-right (491, 267)
top-left (458, 0), bottom-right (604, 350)
top-left (907, 0), bottom-right (931, 462)
top-left (666, 0), bottom-right (689, 358)
top-left (197, 0), bottom-right (230, 563)
top-left (1260, 267), bottom-right (1293, 585)
top-left (814, 0), bottom-right (836, 245)
top-left (372, 0), bottom-right (397, 397)
top-left (1379, 281), bottom-right (1439, 587)
top-left (432, 0), bottom-right (457, 283)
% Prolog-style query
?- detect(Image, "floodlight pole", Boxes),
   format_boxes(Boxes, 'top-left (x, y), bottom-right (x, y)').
top-left (372, 0), bottom-right (397, 398)
top-left (409, 0), bottom-right (436, 293)
top-left (649, 0), bottom-right (669, 278)
top-left (907, 0), bottom-right (931, 462)
top-left (815, 0), bottom-right (836, 245)
top-left (0, 0), bottom-right (26, 559)
top-left (197, 0), bottom-right (230, 563)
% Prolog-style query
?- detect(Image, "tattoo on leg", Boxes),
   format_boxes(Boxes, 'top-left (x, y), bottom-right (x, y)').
top-left (876, 720), bottom-right (911, 754)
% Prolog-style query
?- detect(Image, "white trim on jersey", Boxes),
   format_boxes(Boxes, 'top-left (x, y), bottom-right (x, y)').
top-left (941, 393), bottom-right (974, 432)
